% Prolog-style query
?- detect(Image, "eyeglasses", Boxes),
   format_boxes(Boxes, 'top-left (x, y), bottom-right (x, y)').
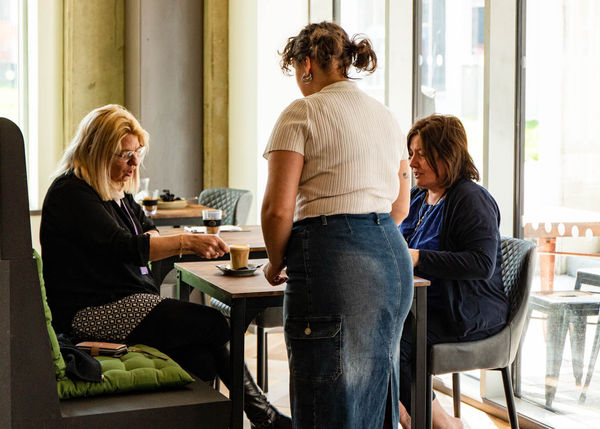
top-left (114, 146), bottom-right (147, 162)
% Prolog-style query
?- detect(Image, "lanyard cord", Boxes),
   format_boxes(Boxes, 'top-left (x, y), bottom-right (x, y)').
top-left (406, 192), bottom-right (446, 244)
top-left (121, 199), bottom-right (149, 275)
top-left (121, 199), bottom-right (139, 235)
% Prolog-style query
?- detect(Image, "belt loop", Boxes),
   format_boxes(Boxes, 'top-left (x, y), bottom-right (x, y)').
top-left (320, 215), bottom-right (327, 226)
top-left (375, 213), bottom-right (380, 225)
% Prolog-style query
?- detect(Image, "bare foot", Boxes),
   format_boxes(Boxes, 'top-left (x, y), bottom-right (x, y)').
top-left (432, 398), bottom-right (463, 429)
top-left (398, 401), bottom-right (411, 429)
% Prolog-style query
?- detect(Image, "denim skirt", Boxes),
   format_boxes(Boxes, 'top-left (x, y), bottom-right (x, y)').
top-left (284, 213), bottom-right (414, 429)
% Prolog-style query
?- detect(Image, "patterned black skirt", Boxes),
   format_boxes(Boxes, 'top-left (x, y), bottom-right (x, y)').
top-left (71, 293), bottom-right (164, 341)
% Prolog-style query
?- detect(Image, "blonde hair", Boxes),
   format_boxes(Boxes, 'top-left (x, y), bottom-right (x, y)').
top-left (55, 104), bottom-right (149, 201)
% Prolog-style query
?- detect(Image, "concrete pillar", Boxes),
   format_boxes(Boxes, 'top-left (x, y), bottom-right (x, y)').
top-left (63, 0), bottom-right (125, 144)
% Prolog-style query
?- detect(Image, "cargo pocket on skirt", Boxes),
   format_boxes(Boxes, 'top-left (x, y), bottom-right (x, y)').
top-left (285, 316), bottom-right (342, 382)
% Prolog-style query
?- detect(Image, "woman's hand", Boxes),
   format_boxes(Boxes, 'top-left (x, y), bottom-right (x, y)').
top-left (409, 248), bottom-right (420, 267)
top-left (149, 232), bottom-right (229, 261)
top-left (145, 229), bottom-right (160, 237)
top-left (186, 234), bottom-right (229, 259)
top-left (263, 261), bottom-right (288, 286)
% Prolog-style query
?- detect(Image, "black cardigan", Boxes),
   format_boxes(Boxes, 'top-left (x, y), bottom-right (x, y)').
top-left (411, 179), bottom-right (507, 339)
top-left (40, 171), bottom-right (159, 333)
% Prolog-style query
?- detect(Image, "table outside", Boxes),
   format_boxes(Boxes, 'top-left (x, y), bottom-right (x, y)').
top-left (174, 259), bottom-right (430, 429)
top-left (523, 221), bottom-right (600, 407)
top-left (523, 221), bottom-right (600, 291)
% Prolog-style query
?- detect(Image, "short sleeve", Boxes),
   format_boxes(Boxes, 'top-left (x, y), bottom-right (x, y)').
top-left (399, 129), bottom-right (409, 160)
top-left (263, 98), bottom-right (309, 159)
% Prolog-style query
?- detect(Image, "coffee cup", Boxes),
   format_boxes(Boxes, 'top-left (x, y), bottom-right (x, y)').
top-left (202, 209), bottom-right (223, 235)
top-left (142, 198), bottom-right (158, 216)
top-left (229, 244), bottom-right (250, 270)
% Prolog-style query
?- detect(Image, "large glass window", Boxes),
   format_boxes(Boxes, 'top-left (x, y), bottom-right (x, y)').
top-left (0, 0), bottom-right (39, 207)
top-left (519, 0), bottom-right (600, 426)
top-left (0, 0), bottom-right (20, 123)
top-left (339, 0), bottom-right (386, 103)
top-left (416, 0), bottom-right (485, 176)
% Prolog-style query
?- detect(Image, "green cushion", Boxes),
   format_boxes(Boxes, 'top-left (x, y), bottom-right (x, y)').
top-left (33, 249), bottom-right (67, 380)
top-left (57, 344), bottom-right (194, 399)
top-left (34, 250), bottom-right (194, 399)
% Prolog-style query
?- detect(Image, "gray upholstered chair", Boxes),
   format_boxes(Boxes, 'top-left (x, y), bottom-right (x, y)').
top-left (427, 237), bottom-right (536, 429)
top-left (198, 188), bottom-right (252, 225)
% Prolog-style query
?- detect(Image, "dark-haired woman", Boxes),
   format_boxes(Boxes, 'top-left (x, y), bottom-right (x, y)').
top-left (398, 114), bottom-right (507, 429)
top-left (261, 22), bottom-right (414, 428)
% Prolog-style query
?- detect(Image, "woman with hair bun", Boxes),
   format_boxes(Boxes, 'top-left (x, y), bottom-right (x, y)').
top-left (261, 22), bottom-right (414, 428)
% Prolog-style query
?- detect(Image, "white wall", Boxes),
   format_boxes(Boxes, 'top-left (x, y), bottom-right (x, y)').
top-left (229, 0), bottom-right (308, 224)
top-left (31, 0), bottom-right (63, 210)
top-left (483, 0), bottom-right (517, 236)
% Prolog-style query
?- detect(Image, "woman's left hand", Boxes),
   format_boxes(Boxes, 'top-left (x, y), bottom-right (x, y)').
top-left (263, 261), bottom-right (288, 286)
top-left (409, 249), bottom-right (420, 267)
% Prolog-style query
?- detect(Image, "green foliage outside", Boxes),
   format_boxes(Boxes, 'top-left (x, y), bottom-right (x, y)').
top-left (525, 119), bottom-right (539, 161)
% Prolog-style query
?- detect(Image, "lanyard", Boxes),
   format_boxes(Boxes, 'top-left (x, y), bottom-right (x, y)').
top-left (121, 199), bottom-right (150, 276)
top-left (406, 192), bottom-right (446, 245)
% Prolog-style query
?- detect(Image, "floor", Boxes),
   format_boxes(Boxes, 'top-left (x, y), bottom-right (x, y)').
top-left (220, 330), bottom-right (511, 429)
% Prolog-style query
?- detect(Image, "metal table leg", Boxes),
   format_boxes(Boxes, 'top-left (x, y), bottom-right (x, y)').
top-left (412, 286), bottom-right (429, 429)
top-left (230, 299), bottom-right (246, 429)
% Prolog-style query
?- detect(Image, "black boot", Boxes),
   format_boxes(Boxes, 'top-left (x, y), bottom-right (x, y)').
top-left (217, 346), bottom-right (292, 429)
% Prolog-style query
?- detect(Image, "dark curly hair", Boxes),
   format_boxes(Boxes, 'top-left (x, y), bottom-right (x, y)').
top-left (279, 21), bottom-right (377, 78)
top-left (407, 114), bottom-right (480, 189)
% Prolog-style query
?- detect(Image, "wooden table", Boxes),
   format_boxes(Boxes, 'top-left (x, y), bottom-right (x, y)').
top-left (152, 226), bottom-right (266, 286)
top-left (149, 203), bottom-right (215, 226)
top-left (174, 259), bottom-right (430, 429)
top-left (158, 225), bottom-right (265, 250)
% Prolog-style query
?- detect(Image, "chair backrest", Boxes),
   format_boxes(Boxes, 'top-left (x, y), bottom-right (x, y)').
top-left (1, 118), bottom-right (231, 429)
top-left (198, 188), bottom-right (253, 225)
top-left (500, 236), bottom-right (536, 362)
top-left (0, 117), bottom-right (62, 426)
top-left (429, 237), bottom-right (536, 375)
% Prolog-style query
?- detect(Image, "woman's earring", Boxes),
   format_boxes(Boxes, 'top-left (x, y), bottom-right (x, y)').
top-left (301, 72), bottom-right (313, 83)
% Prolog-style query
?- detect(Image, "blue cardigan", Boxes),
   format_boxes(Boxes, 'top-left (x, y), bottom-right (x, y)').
top-left (408, 179), bottom-right (507, 339)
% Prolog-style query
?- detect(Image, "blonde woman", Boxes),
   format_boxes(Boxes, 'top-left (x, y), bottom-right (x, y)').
top-left (41, 104), bottom-right (290, 429)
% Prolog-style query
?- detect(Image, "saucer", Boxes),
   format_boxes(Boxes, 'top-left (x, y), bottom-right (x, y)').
top-left (216, 264), bottom-right (263, 277)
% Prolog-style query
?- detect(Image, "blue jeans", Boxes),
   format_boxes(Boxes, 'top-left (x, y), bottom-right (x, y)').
top-left (284, 213), bottom-right (414, 428)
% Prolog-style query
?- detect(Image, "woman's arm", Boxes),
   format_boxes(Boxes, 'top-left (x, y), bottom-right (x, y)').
top-left (390, 159), bottom-right (411, 225)
top-left (416, 187), bottom-right (501, 280)
top-left (261, 150), bottom-right (304, 285)
top-left (148, 233), bottom-right (229, 261)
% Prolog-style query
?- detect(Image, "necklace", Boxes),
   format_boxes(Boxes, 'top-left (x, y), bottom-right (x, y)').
top-left (406, 191), bottom-right (446, 243)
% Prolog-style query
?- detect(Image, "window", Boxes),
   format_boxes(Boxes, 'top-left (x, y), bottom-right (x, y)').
top-left (518, 1), bottom-right (600, 426)
top-left (0, 0), bottom-right (39, 207)
top-left (416, 0), bottom-right (485, 177)
top-left (0, 0), bottom-right (20, 124)
top-left (339, 0), bottom-right (386, 103)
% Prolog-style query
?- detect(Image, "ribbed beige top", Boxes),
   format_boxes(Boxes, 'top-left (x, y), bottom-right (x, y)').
top-left (264, 81), bottom-right (408, 222)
